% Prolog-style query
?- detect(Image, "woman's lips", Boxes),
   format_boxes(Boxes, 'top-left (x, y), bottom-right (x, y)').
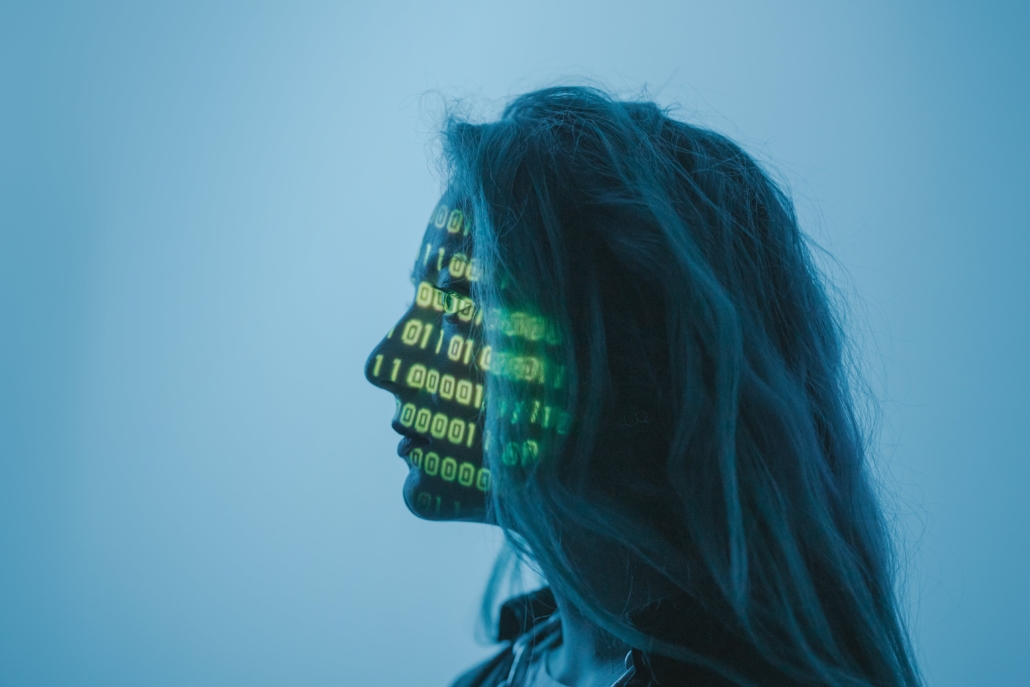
top-left (397, 434), bottom-right (429, 457)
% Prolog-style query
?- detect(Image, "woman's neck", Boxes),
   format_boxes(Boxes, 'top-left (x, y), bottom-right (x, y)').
top-left (547, 588), bottom-right (630, 687)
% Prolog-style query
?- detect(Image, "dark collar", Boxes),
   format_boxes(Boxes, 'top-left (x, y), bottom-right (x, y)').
top-left (496, 587), bottom-right (558, 642)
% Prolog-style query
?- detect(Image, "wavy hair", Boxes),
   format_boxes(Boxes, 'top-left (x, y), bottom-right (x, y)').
top-left (442, 86), bottom-right (920, 687)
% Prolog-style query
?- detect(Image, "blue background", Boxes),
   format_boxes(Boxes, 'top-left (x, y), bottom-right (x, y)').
top-left (2, 2), bottom-right (1027, 685)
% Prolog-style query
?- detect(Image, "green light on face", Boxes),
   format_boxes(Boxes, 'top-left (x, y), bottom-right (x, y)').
top-left (367, 195), bottom-right (575, 522)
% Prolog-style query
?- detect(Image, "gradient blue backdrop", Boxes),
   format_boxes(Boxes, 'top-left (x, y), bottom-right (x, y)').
top-left (2, 2), bottom-right (1027, 685)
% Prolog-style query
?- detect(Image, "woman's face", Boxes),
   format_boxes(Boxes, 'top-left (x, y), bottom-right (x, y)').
top-left (364, 195), bottom-right (491, 522)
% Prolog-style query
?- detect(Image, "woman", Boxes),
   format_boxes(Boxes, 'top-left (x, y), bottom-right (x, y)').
top-left (365, 87), bottom-right (921, 687)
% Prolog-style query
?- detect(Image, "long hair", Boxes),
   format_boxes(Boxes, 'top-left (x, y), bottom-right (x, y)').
top-left (442, 87), bottom-right (920, 687)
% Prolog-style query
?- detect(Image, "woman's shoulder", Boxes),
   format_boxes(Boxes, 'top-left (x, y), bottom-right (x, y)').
top-left (449, 588), bottom-right (558, 687)
top-left (449, 588), bottom-right (744, 687)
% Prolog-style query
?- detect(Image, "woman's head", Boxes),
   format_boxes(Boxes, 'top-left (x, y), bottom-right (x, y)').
top-left (367, 86), bottom-right (920, 686)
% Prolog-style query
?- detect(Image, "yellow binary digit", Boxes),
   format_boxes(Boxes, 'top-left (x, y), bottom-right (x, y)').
top-left (446, 209), bottom-right (463, 234)
top-left (419, 324), bottom-right (434, 349)
top-left (372, 354), bottom-right (383, 377)
top-left (409, 447), bottom-right (423, 469)
top-left (430, 412), bottom-right (449, 439)
top-left (458, 462), bottom-right (475, 487)
top-left (401, 320), bottom-right (423, 345)
top-left (423, 452), bottom-right (440, 476)
top-left (425, 369), bottom-right (440, 394)
top-left (477, 346), bottom-right (492, 370)
top-left (447, 335), bottom-right (464, 361)
top-left (441, 457), bottom-right (457, 481)
top-left (390, 358), bottom-right (401, 382)
top-left (462, 339), bottom-right (475, 365)
top-left (476, 468), bottom-right (491, 491)
top-left (465, 423), bottom-right (476, 448)
top-left (447, 418), bottom-right (465, 444)
top-left (399, 403), bottom-right (416, 428)
top-left (414, 408), bottom-right (432, 434)
top-left (439, 374), bottom-right (455, 400)
top-left (448, 253), bottom-right (467, 278)
top-left (455, 380), bottom-right (473, 405)
top-left (405, 364), bottom-right (426, 389)
top-left (416, 282), bottom-right (434, 308)
top-left (433, 206), bottom-right (449, 228)
top-left (457, 297), bottom-right (475, 322)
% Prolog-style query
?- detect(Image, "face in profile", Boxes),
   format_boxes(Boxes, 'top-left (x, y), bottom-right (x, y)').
top-left (364, 195), bottom-right (491, 522)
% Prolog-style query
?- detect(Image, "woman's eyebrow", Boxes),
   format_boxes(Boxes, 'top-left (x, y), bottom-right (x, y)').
top-left (437, 273), bottom-right (471, 294)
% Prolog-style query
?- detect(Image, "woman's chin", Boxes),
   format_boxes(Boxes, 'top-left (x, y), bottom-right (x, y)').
top-left (401, 468), bottom-right (490, 523)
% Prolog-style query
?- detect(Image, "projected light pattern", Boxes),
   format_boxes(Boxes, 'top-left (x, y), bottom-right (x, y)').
top-left (365, 195), bottom-right (568, 522)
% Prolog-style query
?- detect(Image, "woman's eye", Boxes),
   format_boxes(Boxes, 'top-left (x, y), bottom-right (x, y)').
top-left (440, 291), bottom-right (476, 323)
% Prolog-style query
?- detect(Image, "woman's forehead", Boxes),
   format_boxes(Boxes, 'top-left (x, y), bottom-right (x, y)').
top-left (411, 196), bottom-right (473, 285)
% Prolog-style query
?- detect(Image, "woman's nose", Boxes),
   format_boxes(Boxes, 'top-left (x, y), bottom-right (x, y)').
top-left (364, 340), bottom-right (388, 389)
top-left (365, 336), bottom-right (401, 392)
